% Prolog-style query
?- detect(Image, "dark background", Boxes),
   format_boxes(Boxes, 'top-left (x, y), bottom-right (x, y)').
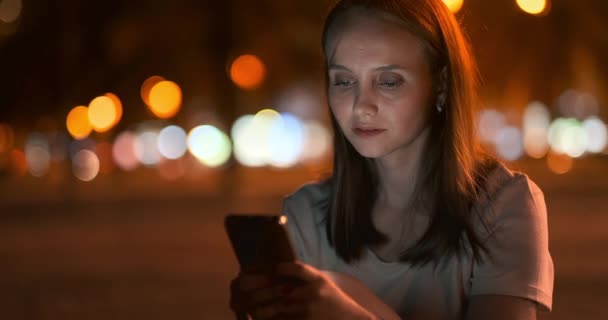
top-left (1, 1), bottom-right (607, 319)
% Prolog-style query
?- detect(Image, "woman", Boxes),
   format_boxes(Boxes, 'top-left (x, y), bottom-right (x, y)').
top-left (230, 0), bottom-right (554, 319)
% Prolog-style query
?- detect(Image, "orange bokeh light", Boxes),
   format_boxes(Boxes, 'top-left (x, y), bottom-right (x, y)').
top-left (105, 92), bottom-right (123, 127)
top-left (147, 80), bottom-right (182, 119)
top-left (230, 54), bottom-right (266, 90)
top-left (547, 151), bottom-right (573, 175)
top-left (140, 75), bottom-right (165, 107)
top-left (88, 96), bottom-right (118, 132)
top-left (442, 0), bottom-right (464, 13)
top-left (516, 0), bottom-right (548, 16)
top-left (66, 106), bottom-right (93, 140)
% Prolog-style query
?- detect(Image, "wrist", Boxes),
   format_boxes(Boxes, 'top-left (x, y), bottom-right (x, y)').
top-left (358, 308), bottom-right (381, 320)
top-left (366, 313), bottom-right (381, 320)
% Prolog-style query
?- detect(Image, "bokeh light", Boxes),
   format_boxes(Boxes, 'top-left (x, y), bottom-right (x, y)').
top-left (574, 93), bottom-right (600, 119)
top-left (267, 113), bottom-right (305, 168)
top-left (477, 109), bottom-right (506, 144)
top-left (112, 131), bottom-right (139, 171)
top-left (25, 133), bottom-right (51, 177)
top-left (72, 150), bottom-right (100, 182)
top-left (548, 118), bottom-right (588, 158)
top-left (69, 138), bottom-right (96, 159)
top-left (134, 130), bottom-right (162, 166)
top-left (0, 0), bottom-right (22, 23)
top-left (495, 126), bottom-right (524, 161)
top-left (231, 110), bottom-right (319, 167)
top-left (232, 110), bottom-right (280, 167)
top-left (66, 106), bottom-right (93, 140)
top-left (140, 75), bottom-right (165, 106)
top-left (88, 95), bottom-right (119, 132)
top-left (523, 101), bottom-right (551, 158)
top-left (516, 0), bottom-right (548, 15)
top-left (230, 54), bottom-right (266, 90)
top-left (300, 120), bottom-right (332, 164)
top-left (547, 151), bottom-right (573, 175)
top-left (253, 109), bottom-right (283, 166)
top-left (187, 125), bottom-right (232, 167)
top-left (158, 125), bottom-right (188, 160)
top-left (104, 92), bottom-right (123, 127)
top-left (147, 80), bottom-right (182, 119)
top-left (442, 0), bottom-right (464, 13)
top-left (524, 128), bottom-right (549, 159)
top-left (558, 89), bottom-right (600, 119)
top-left (231, 115), bottom-right (261, 167)
top-left (582, 117), bottom-right (607, 153)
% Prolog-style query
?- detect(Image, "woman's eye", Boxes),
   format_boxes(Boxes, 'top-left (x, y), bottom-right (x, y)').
top-left (333, 79), bottom-right (356, 87)
top-left (379, 79), bottom-right (403, 88)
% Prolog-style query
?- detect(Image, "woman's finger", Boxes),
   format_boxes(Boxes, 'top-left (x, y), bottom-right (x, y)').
top-left (282, 284), bottom-right (318, 303)
top-left (238, 274), bottom-right (272, 292)
top-left (248, 285), bottom-right (284, 307)
top-left (250, 302), bottom-right (282, 320)
top-left (276, 301), bottom-right (311, 318)
top-left (230, 274), bottom-right (273, 314)
top-left (229, 277), bottom-right (247, 312)
top-left (275, 262), bottom-right (321, 283)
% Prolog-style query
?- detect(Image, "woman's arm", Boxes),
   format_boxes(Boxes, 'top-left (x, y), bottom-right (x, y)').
top-left (465, 295), bottom-right (537, 320)
top-left (322, 270), bottom-right (402, 320)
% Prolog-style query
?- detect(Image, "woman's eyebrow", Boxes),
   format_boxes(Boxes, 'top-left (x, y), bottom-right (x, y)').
top-left (374, 64), bottom-right (407, 71)
top-left (328, 64), bottom-right (408, 71)
top-left (328, 64), bottom-right (351, 71)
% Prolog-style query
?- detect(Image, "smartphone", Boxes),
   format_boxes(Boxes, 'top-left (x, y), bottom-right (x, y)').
top-left (224, 214), bottom-right (296, 273)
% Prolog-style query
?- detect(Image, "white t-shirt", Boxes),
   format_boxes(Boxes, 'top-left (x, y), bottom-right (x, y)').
top-left (281, 164), bottom-right (554, 319)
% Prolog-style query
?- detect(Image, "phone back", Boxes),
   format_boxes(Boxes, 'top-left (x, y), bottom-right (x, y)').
top-left (224, 214), bottom-right (296, 272)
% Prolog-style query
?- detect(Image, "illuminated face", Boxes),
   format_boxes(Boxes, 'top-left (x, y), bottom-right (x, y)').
top-left (326, 11), bottom-right (435, 161)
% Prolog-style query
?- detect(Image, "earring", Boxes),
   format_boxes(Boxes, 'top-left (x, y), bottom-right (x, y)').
top-left (436, 101), bottom-right (443, 113)
top-left (436, 92), bottom-right (447, 113)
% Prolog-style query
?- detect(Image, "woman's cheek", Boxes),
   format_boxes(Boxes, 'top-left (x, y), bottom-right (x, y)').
top-left (329, 105), bottom-right (350, 133)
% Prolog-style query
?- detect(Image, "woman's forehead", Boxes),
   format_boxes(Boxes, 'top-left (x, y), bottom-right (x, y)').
top-left (325, 12), bottom-right (426, 68)
top-left (326, 6), bottom-right (414, 40)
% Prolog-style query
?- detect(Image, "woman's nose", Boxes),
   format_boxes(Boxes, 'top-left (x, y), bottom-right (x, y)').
top-left (353, 87), bottom-right (378, 118)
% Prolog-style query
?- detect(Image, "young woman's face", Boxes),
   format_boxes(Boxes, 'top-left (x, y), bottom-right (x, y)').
top-left (326, 12), bottom-right (435, 160)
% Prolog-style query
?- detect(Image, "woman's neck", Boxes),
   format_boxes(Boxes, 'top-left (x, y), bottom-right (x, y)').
top-left (374, 126), bottom-right (430, 211)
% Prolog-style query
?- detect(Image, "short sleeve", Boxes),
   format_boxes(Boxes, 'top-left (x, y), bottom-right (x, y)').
top-left (470, 174), bottom-right (554, 311)
top-left (280, 182), bottom-right (330, 267)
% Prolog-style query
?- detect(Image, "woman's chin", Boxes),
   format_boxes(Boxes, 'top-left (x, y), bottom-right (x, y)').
top-left (352, 145), bottom-right (385, 159)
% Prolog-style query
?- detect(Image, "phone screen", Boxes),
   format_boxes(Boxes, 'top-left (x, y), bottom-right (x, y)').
top-left (224, 214), bottom-right (296, 272)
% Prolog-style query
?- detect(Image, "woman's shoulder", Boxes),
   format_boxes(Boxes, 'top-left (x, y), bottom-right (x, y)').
top-left (475, 161), bottom-right (546, 235)
top-left (284, 179), bottom-right (332, 204)
top-left (282, 179), bottom-right (332, 224)
top-left (481, 161), bottom-right (543, 201)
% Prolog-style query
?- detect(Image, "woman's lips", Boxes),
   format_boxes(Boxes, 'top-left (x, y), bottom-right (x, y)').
top-left (353, 128), bottom-right (386, 137)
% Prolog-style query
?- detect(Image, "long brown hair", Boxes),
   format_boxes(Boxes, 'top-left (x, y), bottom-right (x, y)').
top-left (322, 0), bottom-right (497, 266)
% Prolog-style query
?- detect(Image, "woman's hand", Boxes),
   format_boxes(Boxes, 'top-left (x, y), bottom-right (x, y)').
top-left (248, 261), bottom-right (377, 320)
top-left (229, 272), bottom-right (284, 320)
